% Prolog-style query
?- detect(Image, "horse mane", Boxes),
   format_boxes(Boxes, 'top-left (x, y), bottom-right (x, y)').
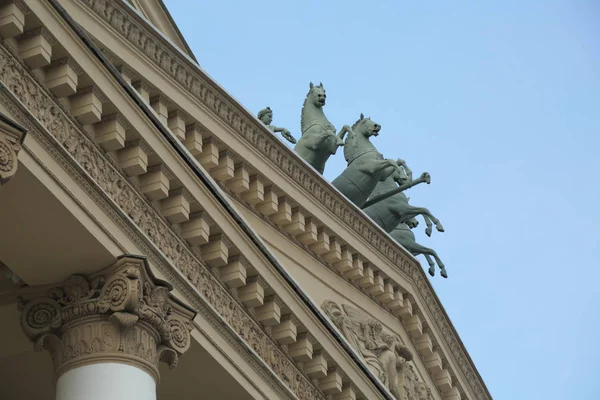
top-left (300, 90), bottom-right (310, 134)
top-left (351, 115), bottom-right (365, 130)
top-left (344, 116), bottom-right (371, 163)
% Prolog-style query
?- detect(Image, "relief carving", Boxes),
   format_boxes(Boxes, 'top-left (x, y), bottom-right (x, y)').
top-left (322, 300), bottom-right (415, 399)
top-left (18, 256), bottom-right (196, 382)
top-left (404, 363), bottom-right (434, 400)
top-left (0, 112), bottom-right (25, 186)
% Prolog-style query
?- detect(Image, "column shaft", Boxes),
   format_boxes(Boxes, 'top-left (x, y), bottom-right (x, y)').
top-left (56, 363), bottom-right (156, 400)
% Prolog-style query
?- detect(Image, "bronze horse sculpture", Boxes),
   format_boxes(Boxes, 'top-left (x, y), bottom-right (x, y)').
top-left (391, 218), bottom-right (447, 278)
top-left (332, 114), bottom-right (410, 208)
top-left (294, 82), bottom-right (350, 174)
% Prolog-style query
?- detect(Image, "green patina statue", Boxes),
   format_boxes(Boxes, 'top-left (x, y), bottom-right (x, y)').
top-left (363, 170), bottom-right (446, 277)
top-left (363, 169), bottom-right (444, 236)
top-left (391, 219), bottom-right (447, 278)
top-left (294, 82), bottom-right (351, 174)
top-left (332, 114), bottom-right (411, 208)
top-left (257, 107), bottom-right (297, 144)
top-left (257, 80), bottom-right (449, 278)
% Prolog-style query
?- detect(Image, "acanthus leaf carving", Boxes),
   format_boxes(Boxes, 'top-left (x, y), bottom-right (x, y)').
top-left (18, 257), bottom-right (195, 381)
top-left (0, 109), bottom-right (25, 185)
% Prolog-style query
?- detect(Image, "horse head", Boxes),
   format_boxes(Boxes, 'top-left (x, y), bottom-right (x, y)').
top-left (344, 113), bottom-right (381, 163)
top-left (301, 82), bottom-right (331, 134)
top-left (352, 113), bottom-right (381, 138)
top-left (307, 81), bottom-right (326, 108)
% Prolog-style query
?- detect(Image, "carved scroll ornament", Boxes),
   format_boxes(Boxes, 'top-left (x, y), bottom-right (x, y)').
top-left (18, 256), bottom-right (196, 382)
top-left (0, 113), bottom-right (25, 186)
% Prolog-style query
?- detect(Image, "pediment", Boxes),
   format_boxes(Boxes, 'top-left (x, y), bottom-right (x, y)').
top-left (124, 0), bottom-right (196, 62)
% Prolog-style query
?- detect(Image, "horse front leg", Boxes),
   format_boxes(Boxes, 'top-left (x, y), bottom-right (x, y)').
top-left (336, 125), bottom-right (352, 146)
top-left (395, 159), bottom-right (413, 182)
top-left (395, 204), bottom-right (435, 236)
top-left (414, 243), bottom-right (447, 278)
top-left (373, 159), bottom-right (399, 179)
top-left (412, 207), bottom-right (444, 234)
top-left (423, 254), bottom-right (436, 276)
top-left (421, 214), bottom-right (435, 237)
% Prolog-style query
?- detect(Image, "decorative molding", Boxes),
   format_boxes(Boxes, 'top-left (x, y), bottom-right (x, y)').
top-left (18, 256), bottom-right (196, 382)
top-left (48, 56), bottom-right (84, 76)
top-left (0, 42), bottom-right (326, 400)
top-left (0, 133), bottom-right (18, 184)
top-left (18, 113), bottom-right (294, 400)
top-left (0, 112), bottom-right (25, 186)
top-left (18, 26), bottom-right (57, 45)
top-left (76, 1), bottom-right (490, 398)
top-left (404, 363), bottom-right (434, 400)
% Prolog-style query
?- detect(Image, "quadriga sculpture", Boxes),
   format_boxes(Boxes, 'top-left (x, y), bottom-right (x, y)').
top-left (257, 106), bottom-right (297, 144)
top-left (294, 82), bottom-right (351, 174)
top-left (363, 170), bottom-right (444, 237)
top-left (332, 114), bottom-right (410, 208)
top-left (391, 219), bottom-right (447, 278)
top-left (321, 300), bottom-right (413, 399)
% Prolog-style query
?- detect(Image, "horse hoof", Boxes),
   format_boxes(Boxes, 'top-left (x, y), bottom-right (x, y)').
top-left (440, 268), bottom-right (448, 278)
top-left (425, 227), bottom-right (432, 237)
top-left (436, 224), bottom-right (445, 232)
top-left (428, 267), bottom-right (435, 277)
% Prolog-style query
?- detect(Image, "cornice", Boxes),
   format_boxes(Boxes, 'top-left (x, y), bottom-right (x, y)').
top-left (0, 44), bottom-right (325, 400)
top-left (17, 122), bottom-right (295, 400)
top-left (75, 1), bottom-right (491, 398)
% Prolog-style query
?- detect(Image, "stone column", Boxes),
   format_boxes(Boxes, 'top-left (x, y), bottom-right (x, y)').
top-left (17, 256), bottom-right (196, 400)
top-left (0, 112), bottom-right (26, 187)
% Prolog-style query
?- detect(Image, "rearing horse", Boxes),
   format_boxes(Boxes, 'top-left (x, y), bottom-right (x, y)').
top-left (332, 114), bottom-right (409, 208)
top-left (294, 82), bottom-right (350, 174)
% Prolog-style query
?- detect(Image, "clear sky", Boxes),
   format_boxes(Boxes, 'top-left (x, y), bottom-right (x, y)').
top-left (164, 1), bottom-right (599, 399)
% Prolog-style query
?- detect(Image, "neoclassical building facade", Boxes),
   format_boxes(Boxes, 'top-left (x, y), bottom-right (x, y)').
top-left (0, 1), bottom-right (491, 399)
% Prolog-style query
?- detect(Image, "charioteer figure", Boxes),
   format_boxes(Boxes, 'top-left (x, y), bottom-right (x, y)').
top-left (257, 107), bottom-right (297, 144)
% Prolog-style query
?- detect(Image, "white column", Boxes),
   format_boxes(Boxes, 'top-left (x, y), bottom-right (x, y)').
top-left (56, 363), bottom-right (156, 400)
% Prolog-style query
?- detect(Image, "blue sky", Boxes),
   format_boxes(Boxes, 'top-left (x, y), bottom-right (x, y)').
top-left (164, 1), bottom-right (599, 398)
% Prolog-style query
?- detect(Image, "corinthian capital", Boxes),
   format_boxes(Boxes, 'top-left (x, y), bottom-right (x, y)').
top-left (17, 256), bottom-right (196, 382)
top-left (0, 112), bottom-right (27, 187)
